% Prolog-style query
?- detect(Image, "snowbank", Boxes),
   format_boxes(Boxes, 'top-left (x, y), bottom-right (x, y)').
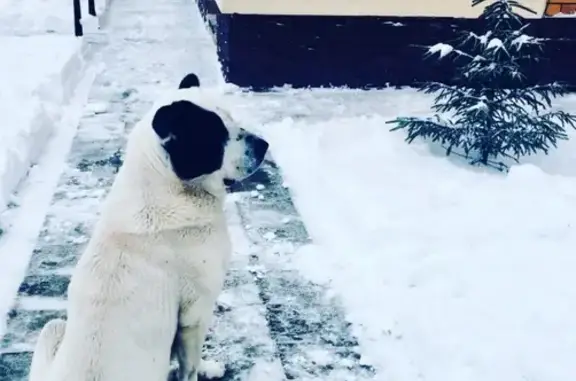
top-left (0, 36), bottom-right (84, 213)
top-left (224, 88), bottom-right (576, 381)
top-left (0, 0), bottom-right (111, 35)
top-left (0, 0), bottom-right (113, 213)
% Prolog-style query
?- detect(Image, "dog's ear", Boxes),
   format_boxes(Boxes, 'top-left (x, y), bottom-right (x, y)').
top-left (152, 100), bottom-right (229, 181)
top-left (178, 73), bottom-right (200, 89)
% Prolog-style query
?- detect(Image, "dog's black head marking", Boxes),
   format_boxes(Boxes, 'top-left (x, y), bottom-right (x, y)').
top-left (152, 100), bottom-right (230, 181)
top-left (178, 73), bottom-right (200, 89)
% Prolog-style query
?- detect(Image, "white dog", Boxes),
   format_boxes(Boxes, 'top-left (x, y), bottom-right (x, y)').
top-left (28, 73), bottom-right (268, 381)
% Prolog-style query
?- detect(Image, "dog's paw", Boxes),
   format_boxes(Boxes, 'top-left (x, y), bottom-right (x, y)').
top-left (198, 359), bottom-right (225, 379)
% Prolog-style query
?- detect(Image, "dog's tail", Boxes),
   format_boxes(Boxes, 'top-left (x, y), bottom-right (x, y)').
top-left (178, 73), bottom-right (200, 89)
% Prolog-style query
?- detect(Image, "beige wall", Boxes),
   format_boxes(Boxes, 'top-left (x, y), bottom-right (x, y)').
top-left (214, 0), bottom-right (547, 18)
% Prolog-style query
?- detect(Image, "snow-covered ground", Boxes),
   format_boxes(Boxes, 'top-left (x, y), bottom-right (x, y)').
top-left (218, 88), bottom-right (576, 381)
top-left (1, 0), bottom-right (575, 378)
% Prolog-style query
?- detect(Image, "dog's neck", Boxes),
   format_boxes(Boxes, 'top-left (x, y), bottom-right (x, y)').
top-left (98, 127), bottom-right (227, 234)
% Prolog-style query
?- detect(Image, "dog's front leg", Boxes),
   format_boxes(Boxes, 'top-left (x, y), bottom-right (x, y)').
top-left (177, 319), bottom-right (209, 381)
top-left (170, 326), bottom-right (189, 381)
top-left (177, 301), bottom-right (225, 381)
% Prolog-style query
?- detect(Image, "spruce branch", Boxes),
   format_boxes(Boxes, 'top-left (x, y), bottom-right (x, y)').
top-left (389, 0), bottom-right (576, 168)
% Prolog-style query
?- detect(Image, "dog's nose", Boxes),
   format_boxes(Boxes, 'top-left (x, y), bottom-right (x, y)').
top-left (247, 134), bottom-right (269, 160)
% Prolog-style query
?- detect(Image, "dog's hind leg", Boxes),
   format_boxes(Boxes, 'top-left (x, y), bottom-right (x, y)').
top-left (28, 318), bottom-right (66, 381)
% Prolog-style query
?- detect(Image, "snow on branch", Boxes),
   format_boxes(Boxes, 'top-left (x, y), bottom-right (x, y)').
top-left (510, 34), bottom-right (541, 50)
top-left (423, 43), bottom-right (475, 61)
top-left (425, 43), bottom-right (454, 59)
top-left (486, 38), bottom-right (506, 53)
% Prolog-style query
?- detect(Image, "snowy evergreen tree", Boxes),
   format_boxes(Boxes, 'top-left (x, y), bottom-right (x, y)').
top-left (388, 0), bottom-right (576, 169)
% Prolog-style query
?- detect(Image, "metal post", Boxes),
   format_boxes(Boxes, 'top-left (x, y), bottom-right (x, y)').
top-left (73, 0), bottom-right (83, 36)
top-left (88, 0), bottom-right (96, 16)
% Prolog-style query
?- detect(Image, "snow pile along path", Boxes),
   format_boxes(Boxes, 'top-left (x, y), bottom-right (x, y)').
top-left (0, 0), bottom-right (115, 214)
top-left (220, 88), bottom-right (576, 381)
top-left (0, 36), bottom-right (84, 214)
